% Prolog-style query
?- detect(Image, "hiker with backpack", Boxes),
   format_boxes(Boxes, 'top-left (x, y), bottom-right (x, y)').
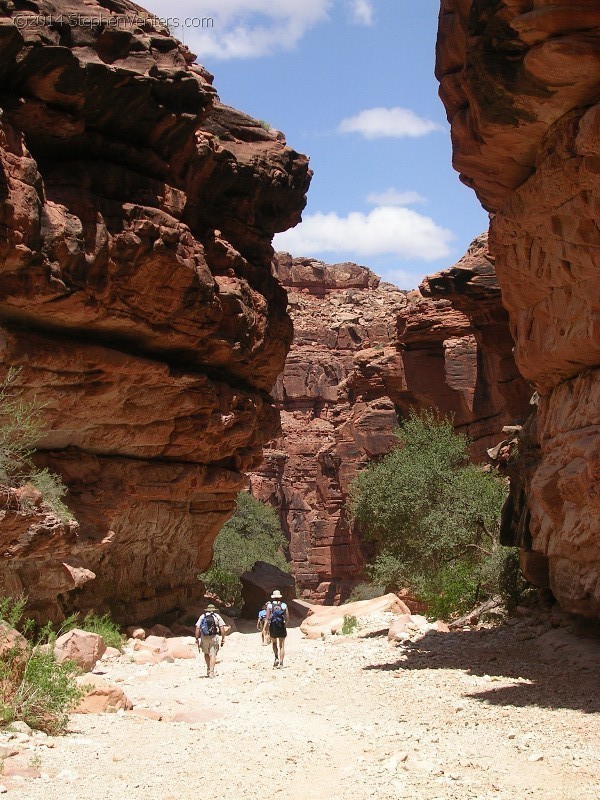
top-left (264, 590), bottom-right (289, 668)
top-left (257, 603), bottom-right (270, 645)
top-left (195, 603), bottom-right (226, 678)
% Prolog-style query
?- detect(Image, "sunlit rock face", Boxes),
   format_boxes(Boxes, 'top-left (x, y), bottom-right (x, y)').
top-left (0, 0), bottom-right (310, 623)
top-left (437, 0), bottom-right (600, 616)
top-left (250, 245), bottom-right (529, 602)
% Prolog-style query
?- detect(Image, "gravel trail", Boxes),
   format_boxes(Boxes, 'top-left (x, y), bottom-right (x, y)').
top-left (3, 618), bottom-right (599, 800)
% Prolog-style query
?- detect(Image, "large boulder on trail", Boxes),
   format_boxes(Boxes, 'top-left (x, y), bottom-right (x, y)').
top-left (240, 561), bottom-right (296, 618)
top-left (54, 628), bottom-right (106, 671)
top-left (300, 593), bottom-right (410, 639)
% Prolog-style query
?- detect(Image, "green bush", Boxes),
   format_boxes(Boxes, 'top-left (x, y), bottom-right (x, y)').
top-left (349, 409), bottom-right (512, 620)
top-left (0, 370), bottom-right (74, 522)
top-left (200, 491), bottom-right (289, 606)
top-left (341, 614), bottom-right (359, 635)
top-left (0, 598), bottom-right (84, 734)
top-left (0, 369), bottom-right (43, 483)
top-left (63, 613), bottom-right (123, 651)
top-left (0, 649), bottom-right (84, 735)
top-left (28, 469), bottom-right (74, 523)
top-left (346, 582), bottom-right (386, 604)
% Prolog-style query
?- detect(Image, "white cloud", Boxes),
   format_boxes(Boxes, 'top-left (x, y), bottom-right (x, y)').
top-left (366, 189), bottom-right (425, 206)
top-left (348, 0), bottom-right (374, 26)
top-left (338, 107), bottom-right (442, 139)
top-left (274, 206), bottom-right (454, 262)
top-left (145, 0), bottom-right (332, 59)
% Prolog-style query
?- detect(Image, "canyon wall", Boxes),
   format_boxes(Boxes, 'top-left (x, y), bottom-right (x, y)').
top-left (0, 1), bottom-right (310, 622)
top-left (437, 0), bottom-right (600, 616)
top-left (250, 242), bottom-right (530, 601)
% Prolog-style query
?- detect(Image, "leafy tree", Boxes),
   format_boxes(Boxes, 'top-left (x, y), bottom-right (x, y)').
top-left (349, 410), bottom-right (512, 619)
top-left (201, 491), bottom-right (289, 606)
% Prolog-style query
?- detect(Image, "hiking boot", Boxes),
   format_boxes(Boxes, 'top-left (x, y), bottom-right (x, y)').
top-left (273, 658), bottom-right (279, 668)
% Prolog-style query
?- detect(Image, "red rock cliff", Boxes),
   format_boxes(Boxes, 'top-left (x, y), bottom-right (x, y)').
top-left (437, 0), bottom-right (600, 616)
top-left (250, 244), bottom-right (530, 602)
top-left (0, 0), bottom-right (310, 622)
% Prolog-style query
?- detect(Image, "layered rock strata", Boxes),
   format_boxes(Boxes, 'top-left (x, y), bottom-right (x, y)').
top-left (0, 1), bottom-right (310, 622)
top-left (437, 0), bottom-right (600, 616)
top-left (250, 246), bottom-right (530, 601)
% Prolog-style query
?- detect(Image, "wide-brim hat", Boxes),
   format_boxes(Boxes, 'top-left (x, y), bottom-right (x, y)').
top-left (205, 603), bottom-right (218, 611)
top-left (271, 590), bottom-right (283, 599)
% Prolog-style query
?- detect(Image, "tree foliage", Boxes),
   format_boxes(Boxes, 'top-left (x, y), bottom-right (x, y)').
top-left (201, 491), bottom-right (289, 606)
top-left (349, 410), bottom-right (512, 619)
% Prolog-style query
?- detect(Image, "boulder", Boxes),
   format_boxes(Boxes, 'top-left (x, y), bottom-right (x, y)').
top-left (126, 627), bottom-right (146, 641)
top-left (0, 623), bottom-right (28, 658)
top-left (134, 636), bottom-right (168, 654)
top-left (74, 674), bottom-right (133, 714)
top-left (53, 629), bottom-right (106, 671)
top-left (240, 562), bottom-right (296, 618)
top-left (147, 624), bottom-right (174, 638)
top-left (300, 594), bottom-right (410, 639)
top-left (166, 638), bottom-right (197, 660)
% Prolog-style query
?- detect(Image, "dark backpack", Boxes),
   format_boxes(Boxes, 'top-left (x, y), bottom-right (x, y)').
top-left (270, 602), bottom-right (286, 631)
top-left (200, 612), bottom-right (218, 636)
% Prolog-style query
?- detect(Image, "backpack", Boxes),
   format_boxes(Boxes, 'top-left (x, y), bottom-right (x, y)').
top-left (269, 602), bottom-right (286, 632)
top-left (200, 612), bottom-right (218, 636)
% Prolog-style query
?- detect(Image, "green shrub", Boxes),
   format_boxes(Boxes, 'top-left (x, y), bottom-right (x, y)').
top-left (28, 469), bottom-right (74, 523)
top-left (0, 649), bottom-right (83, 735)
top-left (200, 491), bottom-right (289, 606)
top-left (346, 582), bottom-right (386, 603)
top-left (0, 370), bottom-right (74, 523)
top-left (349, 409), bottom-right (511, 620)
top-left (0, 597), bottom-right (84, 734)
top-left (63, 613), bottom-right (123, 651)
top-left (341, 615), bottom-right (359, 635)
top-left (0, 369), bottom-right (43, 483)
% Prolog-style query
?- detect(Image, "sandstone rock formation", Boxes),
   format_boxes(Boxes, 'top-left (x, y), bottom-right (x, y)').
top-left (0, 1), bottom-right (310, 622)
top-left (250, 246), bottom-right (530, 601)
top-left (437, 0), bottom-right (600, 617)
top-left (299, 593), bottom-right (410, 639)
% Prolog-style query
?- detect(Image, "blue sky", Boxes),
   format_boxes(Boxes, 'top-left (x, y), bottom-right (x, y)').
top-left (144, 0), bottom-right (489, 288)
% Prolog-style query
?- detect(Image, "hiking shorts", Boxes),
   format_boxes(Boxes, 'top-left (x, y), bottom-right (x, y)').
top-left (269, 623), bottom-right (287, 639)
top-left (199, 635), bottom-right (220, 655)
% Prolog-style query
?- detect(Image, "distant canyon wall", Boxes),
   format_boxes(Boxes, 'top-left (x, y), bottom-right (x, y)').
top-left (0, 1), bottom-right (310, 622)
top-left (250, 242), bottom-right (531, 602)
top-left (437, 0), bottom-right (600, 616)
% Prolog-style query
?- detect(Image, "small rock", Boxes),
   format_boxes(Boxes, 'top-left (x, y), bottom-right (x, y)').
top-left (8, 722), bottom-right (32, 736)
top-left (527, 753), bottom-right (544, 762)
top-left (127, 627), bottom-right (146, 640)
top-left (56, 769), bottom-right (79, 782)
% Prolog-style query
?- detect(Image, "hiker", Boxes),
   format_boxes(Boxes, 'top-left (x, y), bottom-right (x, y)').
top-left (257, 603), bottom-right (269, 645)
top-left (195, 603), bottom-right (226, 678)
top-left (265, 590), bottom-right (289, 668)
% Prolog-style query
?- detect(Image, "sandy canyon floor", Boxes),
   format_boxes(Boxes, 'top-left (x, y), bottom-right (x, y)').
top-left (2, 617), bottom-right (599, 800)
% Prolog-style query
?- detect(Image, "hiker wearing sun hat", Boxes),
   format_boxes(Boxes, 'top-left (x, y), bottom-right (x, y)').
top-left (264, 590), bottom-right (289, 669)
top-left (195, 603), bottom-right (226, 678)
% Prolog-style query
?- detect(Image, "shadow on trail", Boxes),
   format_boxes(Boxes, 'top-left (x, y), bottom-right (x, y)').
top-left (363, 627), bottom-right (600, 714)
